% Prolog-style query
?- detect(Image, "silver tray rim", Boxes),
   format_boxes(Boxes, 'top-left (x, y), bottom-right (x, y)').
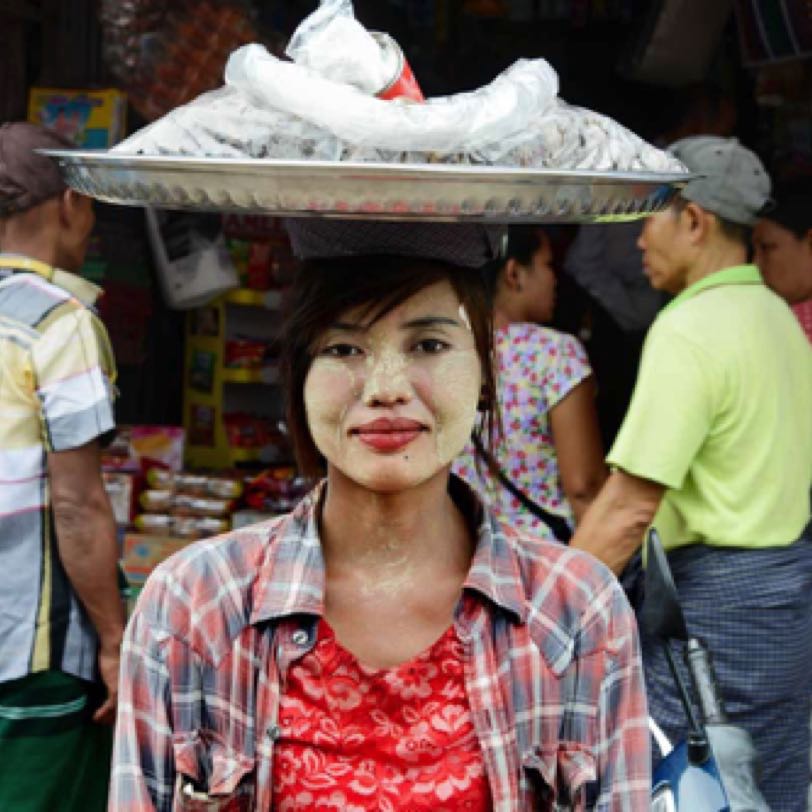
top-left (39, 149), bottom-right (694, 223)
top-left (40, 149), bottom-right (694, 185)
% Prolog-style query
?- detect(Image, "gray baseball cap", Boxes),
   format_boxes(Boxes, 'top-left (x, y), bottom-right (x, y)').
top-left (668, 136), bottom-right (772, 226)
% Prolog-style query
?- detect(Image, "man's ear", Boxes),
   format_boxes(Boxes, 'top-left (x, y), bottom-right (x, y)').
top-left (56, 188), bottom-right (75, 229)
top-left (681, 201), bottom-right (710, 244)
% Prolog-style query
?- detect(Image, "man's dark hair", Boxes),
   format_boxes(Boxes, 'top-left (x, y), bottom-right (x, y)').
top-left (672, 195), bottom-right (751, 247)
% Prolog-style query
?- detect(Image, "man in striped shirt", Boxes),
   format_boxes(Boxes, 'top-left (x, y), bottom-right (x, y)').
top-left (0, 123), bottom-right (124, 811)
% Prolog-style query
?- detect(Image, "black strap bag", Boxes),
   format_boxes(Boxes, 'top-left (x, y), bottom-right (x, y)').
top-left (472, 434), bottom-right (572, 544)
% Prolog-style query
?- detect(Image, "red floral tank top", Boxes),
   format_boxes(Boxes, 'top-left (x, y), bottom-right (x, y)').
top-left (272, 619), bottom-right (491, 811)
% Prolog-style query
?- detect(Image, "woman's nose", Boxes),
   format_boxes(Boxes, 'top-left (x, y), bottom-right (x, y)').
top-left (361, 350), bottom-right (412, 406)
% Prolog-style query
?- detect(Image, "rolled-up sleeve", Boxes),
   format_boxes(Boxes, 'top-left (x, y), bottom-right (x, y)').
top-left (30, 308), bottom-right (116, 452)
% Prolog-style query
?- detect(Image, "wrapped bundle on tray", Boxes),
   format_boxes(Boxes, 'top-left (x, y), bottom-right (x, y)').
top-left (113, 0), bottom-right (685, 175)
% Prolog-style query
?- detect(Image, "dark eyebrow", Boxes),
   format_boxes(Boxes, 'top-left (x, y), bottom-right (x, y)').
top-left (402, 316), bottom-right (461, 330)
top-left (327, 321), bottom-right (367, 333)
top-left (327, 316), bottom-right (461, 332)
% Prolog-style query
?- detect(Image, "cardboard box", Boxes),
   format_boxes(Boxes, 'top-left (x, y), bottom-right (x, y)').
top-left (28, 87), bottom-right (127, 147)
top-left (122, 533), bottom-right (199, 581)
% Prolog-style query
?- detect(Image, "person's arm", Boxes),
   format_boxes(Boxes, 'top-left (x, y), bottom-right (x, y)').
top-left (49, 440), bottom-right (124, 723)
top-left (549, 375), bottom-right (607, 523)
top-left (570, 469), bottom-right (664, 574)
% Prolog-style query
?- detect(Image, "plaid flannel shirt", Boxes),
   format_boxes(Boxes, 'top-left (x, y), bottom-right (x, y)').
top-left (111, 479), bottom-right (650, 811)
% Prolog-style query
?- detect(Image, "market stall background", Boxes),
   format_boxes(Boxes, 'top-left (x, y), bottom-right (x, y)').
top-left (2, 0), bottom-right (811, 588)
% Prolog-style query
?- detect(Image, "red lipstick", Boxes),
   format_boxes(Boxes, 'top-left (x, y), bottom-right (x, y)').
top-left (353, 418), bottom-right (425, 453)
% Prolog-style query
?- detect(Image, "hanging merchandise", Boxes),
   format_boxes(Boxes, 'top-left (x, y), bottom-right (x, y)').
top-left (145, 209), bottom-right (240, 309)
top-left (98, 0), bottom-right (258, 121)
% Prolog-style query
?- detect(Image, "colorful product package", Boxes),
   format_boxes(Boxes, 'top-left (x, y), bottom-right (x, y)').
top-left (28, 87), bottom-right (127, 147)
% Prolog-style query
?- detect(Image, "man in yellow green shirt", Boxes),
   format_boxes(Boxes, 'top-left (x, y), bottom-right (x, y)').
top-left (572, 136), bottom-right (812, 811)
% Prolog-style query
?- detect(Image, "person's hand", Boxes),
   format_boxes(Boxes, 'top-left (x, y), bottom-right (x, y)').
top-left (93, 645), bottom-right (121, 725)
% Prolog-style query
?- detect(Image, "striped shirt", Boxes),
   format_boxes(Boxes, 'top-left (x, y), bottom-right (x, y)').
top-left (111, 479), bottom-right (650, 811)
top-left (0, 254), bottom-right (116, 684)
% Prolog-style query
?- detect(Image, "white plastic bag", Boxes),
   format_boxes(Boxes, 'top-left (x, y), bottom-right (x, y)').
top-left (224, 45), bottom-right (559, 157)
top-left (285, 0), bottom-right (388, 94)
top-left (114, 0), bottom-right (685, 173)
top-left (145, 208), bottom-right (239, 309)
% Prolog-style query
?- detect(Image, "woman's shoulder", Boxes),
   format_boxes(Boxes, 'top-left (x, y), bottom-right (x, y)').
top-left (131, 513), bottom-right (292, 653)
top-left (505, 528), bottom-right (632, 652)
top-left (500, 323), bottom-right (588, 358)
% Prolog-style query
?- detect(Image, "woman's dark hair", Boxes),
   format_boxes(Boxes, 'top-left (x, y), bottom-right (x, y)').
top-left (282, 255), bottom-right (498, 478)
top-left (481, 225), bottom-right (547, 299)
top-left (765, 182), bottom-right (812, 240)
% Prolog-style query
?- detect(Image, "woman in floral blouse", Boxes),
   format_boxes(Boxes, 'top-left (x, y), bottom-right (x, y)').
top-left (111, 222), bottom-right (649, 811)
top-left (454, 226), bottom-right (607, 541)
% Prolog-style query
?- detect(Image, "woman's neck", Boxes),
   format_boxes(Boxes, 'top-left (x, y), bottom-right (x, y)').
top-left (492, 307), bottom-right (513, 331)
top-left (318, 470), bottom-right (473, 581)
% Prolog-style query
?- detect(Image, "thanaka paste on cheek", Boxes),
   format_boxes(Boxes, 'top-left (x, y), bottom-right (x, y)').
top-left (304, 356), bottom-right (358, 461)
top-left (431, 349), bottom-right (481, 464)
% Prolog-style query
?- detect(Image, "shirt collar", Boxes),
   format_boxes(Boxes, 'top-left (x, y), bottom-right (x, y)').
top-left (662, 264), bottom-right (763, 315)
top-left (249, 476), bottom-right (528, 626)
top-left (0, 254), bottom-right (102, 308)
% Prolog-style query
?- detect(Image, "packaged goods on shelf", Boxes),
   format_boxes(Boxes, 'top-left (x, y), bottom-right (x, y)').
top-left (130, 425), bottom-right (186, 472)
top-left (133, 514), bottom-right (230, 538)
top-left (146, 468), bottom-right (243, 498)
top-left (28, 87), bottom-right (127, 147)
top-left (122, 532), bottom-right (200, 583)
top-left (103, 472), bottom-right (135, 525)
top-left (224, 338), bottom-right (275, 370)
top-left (225, 230), bottom-right (296, 292)
top-left (244, 466), bottom-right (313, 515)
top-left (136, 465), bottom-right (243, 539)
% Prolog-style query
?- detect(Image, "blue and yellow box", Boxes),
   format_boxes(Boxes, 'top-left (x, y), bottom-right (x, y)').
top-left (28, 87), bottom-right (127, 148)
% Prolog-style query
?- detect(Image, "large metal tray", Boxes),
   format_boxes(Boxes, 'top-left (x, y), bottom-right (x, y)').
top-left (42, 149), bottom-right (690, 223)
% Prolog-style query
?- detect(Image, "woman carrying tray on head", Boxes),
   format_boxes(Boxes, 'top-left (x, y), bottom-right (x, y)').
top-left (110, 220), bottom-right (650, 811)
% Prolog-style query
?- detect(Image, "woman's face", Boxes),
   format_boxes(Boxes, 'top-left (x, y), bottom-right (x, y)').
top-left (753, 218), bottom-right (812, 305)
top-left (515, 237), bottom-right (556, 323)
top-left (303, 280), bottom-right (482, 493)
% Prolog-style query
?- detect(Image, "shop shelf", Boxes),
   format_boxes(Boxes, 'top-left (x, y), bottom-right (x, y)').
top-left (222, 366), bottom-right (280, 385)
top-left (224, 288), bottom-right (283, 309)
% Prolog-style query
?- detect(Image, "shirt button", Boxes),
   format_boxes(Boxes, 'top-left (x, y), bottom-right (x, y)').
top-left (291, 629), bottom-right (309, 646)
top-left (267, 725), bottom-right (281, 740)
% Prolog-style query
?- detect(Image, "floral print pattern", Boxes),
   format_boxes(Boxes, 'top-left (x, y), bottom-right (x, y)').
top-left (453, 323), bottom-right (592, 540)
top-left (272, 620), bottom-right (490, 811)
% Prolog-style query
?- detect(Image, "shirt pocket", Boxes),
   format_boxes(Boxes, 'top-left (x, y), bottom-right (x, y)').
top-left (172, 728), bottom-right (256, 811)
top-left (522, 743), bottom-right (597, 811)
